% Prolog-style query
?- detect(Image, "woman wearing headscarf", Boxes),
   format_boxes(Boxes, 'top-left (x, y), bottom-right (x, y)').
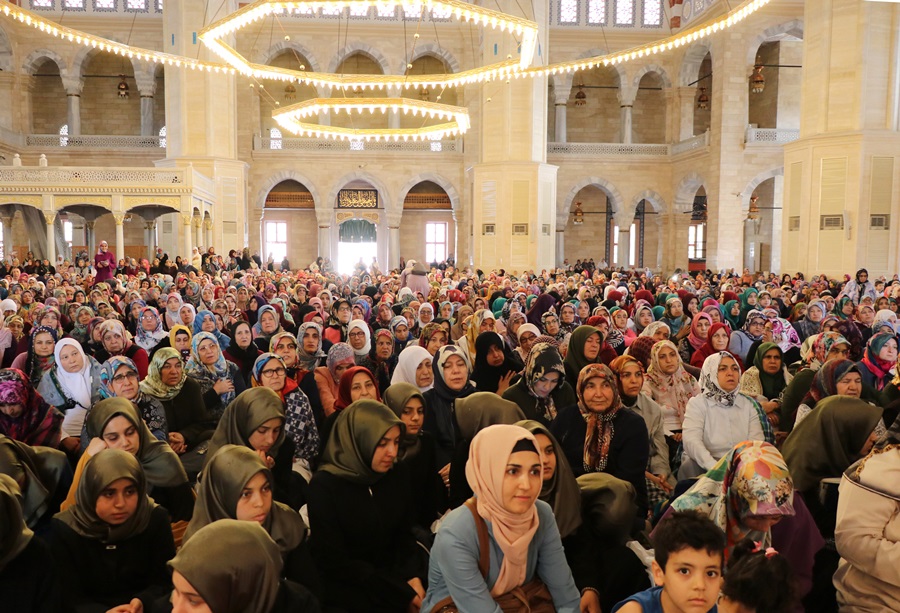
top-left (421, 424), bottom-right (581, 613)
top-left (679, 352), bottom-right (767, 480)
top-left (162, 292), bottom-right (183, 331)
top-left (345, 319), bottom-right (372, 365)
top-left (668, 441), bottom-right (796, 559)
top-left (307, 399), bottom-right (428, 612)
top-left (514, 322), bottom-right (541, 364)
top-left (51, 450), bottom-right (175, 613)
top-left (252, 305), bottom-right (285, 352)
top-left (0, 368), bottom-right (63, 448)
top-left (356, 328), bottom-right (397, 396)
top-left (783, 396), bottom-right (883, 540)
top-left (223, 320), bottom-right (262, 387)
top-left (690, 321), bottom-right (734, 370)
top-left (0, 434), bottom-right (68, 532)
top-left (660, 296), bottom-right (690, 341)
top-left (205, 387), bottom-right (304, 511)
top-left (728, 309), bottom-right (766, 366)
top-left (323, 298), bottom-right (352, 345)
top-left (551, 364), bottom-right (650, 522)
top-left (678, 311), bottom-right (711, 368)
top-left (422, 344), bottom-right (477, 468)
top-left (133, 306), bottom-right (168, 355)
top-left (562, 325), bottom-right (606, 388)
top-left (503, 342), bottom-right (575, 425)
top-left (251, 353), bottom-right (320, 480)
top-left (313, 343), bottom-right (355, 416)
top-left (37, 338), bottom-right (101, 443)
top-left (418, 321), bottom-right (446, 356)
top-left (98, 355), bottom-right (168, 442)
top-left (383, 383), bottom-right (446, 530)
top-left (193, 309), bottom-right (231, 351)
top-left (504, 311), bottom-right (527, 355)
top-left (93, 319), bottom-right (150, 379)
top-left (178, 303), bottom-right (196, 329)
top-left (739, 342), bottom-right (793, 431)
top-left (525, 293), bottom-right (557, 329)
top-left (857, 330), bottom-right (898, 392)
top-left (642, 339), bottom-right (700, 450)
top-left (457, 309), bottom-right (495, 366)
top-left (450, 305), bottom-right (474, 342)
top-left (10, 325), bottom-right (57, 389)
top-left (166, 323), bottom-right (192, 363)
top-left (471, 331), bottom-right (518, 395)
top-left (794, 299), bottom-right (827, 342)
top-left (294, 321), bottom-right (326, 374)
top-left (390, 345), bottom-right (434, 394)
top-left (268, 331), bottom-right (326, 429)
top-left (837, 268), bottom-right (877, 306)
top-left (184, 444), bottom-right (320, 599)
top-left (185, 331), bottom-right (246, 420)
top-left (791, 358), bottom-right (865, 428)
top-left (68, 305), bottom-right (95, 346)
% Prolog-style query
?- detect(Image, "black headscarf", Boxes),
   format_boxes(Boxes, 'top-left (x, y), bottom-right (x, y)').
top-left (471, 332), bottom-right (517, 393)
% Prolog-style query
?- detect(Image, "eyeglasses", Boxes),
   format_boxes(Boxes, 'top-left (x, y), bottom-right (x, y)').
top-left (261, 367), bottom-right (286, 377)
top-left (112, 372), bottom-right (139, 383)
top-left (348, 331), bottom-right (366, 339)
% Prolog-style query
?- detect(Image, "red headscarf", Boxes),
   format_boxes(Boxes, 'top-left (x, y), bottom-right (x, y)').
top-left (691, 322), bottom-right (743, 370)
top-left (333, 366), bottom-right (382, 411)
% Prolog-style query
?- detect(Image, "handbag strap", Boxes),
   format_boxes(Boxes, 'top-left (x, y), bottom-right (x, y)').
top-left (464, 497), bottom-right (491, 580)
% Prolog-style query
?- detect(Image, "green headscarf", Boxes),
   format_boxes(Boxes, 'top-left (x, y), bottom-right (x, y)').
top-left (170, 519), bottom-right (283, 613)
top-left (0, 474), bottom-right (32, 572)
top-left (455, 392), bottom-right (526, 441)
top-left (85, 397), bottom-right (187, 488)
top-left (753, 342), bottom-right (787, 400)
top-left (723, 300), bottom-right (741, 330)
top-left (563, 325), bottom-right (604, 385)
top-left (0, 435), bottom-right (68, 528)
top-left (54, 449), bottom-right (156, 543)
top-left (185, 444), bottom-right (305, 554)
top-left (204, 387), bottom-right (286, 466)
top-left (319, 399), bottom-right (404, 485)
top-left (139, 347), bottom-right (186, 401)
top-left (382, 383), bottom-right (426, 459)
top-left (739, 288), bottom-right (759, 313)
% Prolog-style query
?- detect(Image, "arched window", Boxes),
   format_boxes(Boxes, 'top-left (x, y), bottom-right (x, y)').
top-left (159, 125), bottom-right (167, 148)
top-left (269, 128), bottom-right (283, 150)
top-left (59, 124), bottom-right (69, 147)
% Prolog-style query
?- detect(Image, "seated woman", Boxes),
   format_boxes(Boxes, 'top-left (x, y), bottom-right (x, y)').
top-left (64, 397), bottom-right (193, 522)
top-left (184, 444), bottom-right (321, 600)
top-left (37, 338), bottom-right (102, 446)
top-left (0, 474), bottom-right (61, 611)
top-left (166, 520), bottom-right (320, 613)
top-left (268, 331), bottom-right (325, 427)
top-left (357, 328), bottom-right (397, 395)
top-left (51, 450), bottom-right (175, 612)
top-left (307, 399), bottom-right (428, 613)
top-left (251, 353), bottom-right (319, 480)
top-left (729, 310), bottom-right (766, 366)
top-left (551, 364), bottom-right (650, 524)
top-left (421, 424), bottom-right (581, 613)
top-left (503, 342), bottom-right (575, 425)
top-left (92, 320), bottom-right (149, 379)
top-left (677, 312), bottom-right (712, 368)
top-left (11, 325), bottom-right (58, 390)
top-left (204, 387), bottom-right (304, 511)
top-left (793, 359), bottom-right (864, 427)
top-left (739, 341), bottom-right (793, 432)
top-left (472, 331), bottom-right (519, 395)
top-left (834, 418), bottom-right (900, 611)
top-left (642, 340), bottom-right (700, 461)
top-left (168, 324), bottom-right (192, 362)
top-left (0, 368), bottom-right (63, 448)
top-left (563, 325), bottom-right (611, 388)
top-left (857, 331), bottom-right (898, 392)
top-left (252, 305), bottom-right (285, 353)
top-left (423, 345), bottom-right (477, 468)
top-left (185, 331), bottom-right (246, 420)
top-left (679, 352), bottom-right (768, 479)
top-left (193, 309), bottom-right (231, 351)
top-left (98, 356), bottom-right (168, 442)
top-left (390, 345), bottom-right (434, 393)
top-left (0, 434), bottom-right (69, 532)
top-left (313, 342), bottom-right (355, 416)
top-left (780, 331), bottom-right (852, 432)
top-left (134, 306), bottom-right (169, 356)
top-left (222, 320), bottom-right (262, 388)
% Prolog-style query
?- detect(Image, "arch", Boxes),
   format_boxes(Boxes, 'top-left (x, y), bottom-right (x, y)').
top-left (740, 167), bottom-right (783, 212)
top-left (328, 44), bottom-right (391, 75)
top-left (575, 48), bottom-right (627, 85)
top-left (255, 170), bottom-right (322, 212)
top-left (678, 41), bottom-right (712, 87)
top-left (673, 172), bottom-right (706, 214)
top-left (402, 44), bottom-right (461, 74)
top-left (256, 40), bottom-right (322, 73)
top-left (397, 173), bottom-right (461, 213)
top-left (0, 198), bottom-right (42, 210)
top-left (561, 177), bottom-right (625, 219)
top-left (126, 204), bottom-right (181, 221)
top-left (630, 190), bottom-right (667, 215)
top-left (632, 64), bottom-right (672, 89)
top-left (746, 19), bottom-right (804, 66)
top-left (21, 49), bottom-right (66, 76)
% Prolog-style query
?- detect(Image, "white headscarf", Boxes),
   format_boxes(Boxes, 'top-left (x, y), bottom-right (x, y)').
top-left (53, 338), bottom-right (93, 410)
top-left (347, 320), bottom-right (371, 356)
top-left (391, 345), bottom-right (434, 392)
top-left (417, 303), bottom-right (434, 329)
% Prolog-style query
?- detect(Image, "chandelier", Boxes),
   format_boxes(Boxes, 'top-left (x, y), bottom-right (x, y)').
top-left (750, 59), bottom-right (765, 94)
top-left (574, 84), bottom-right (587, 107)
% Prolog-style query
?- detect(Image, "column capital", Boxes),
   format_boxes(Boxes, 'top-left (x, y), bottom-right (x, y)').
top-left (181, 214), bottom-right (193, 226)
top-left (132, 62), bottom-right (158, 97)
top-left (203, 219), bottom-right (213, 231)
top-left (617, 87), bottom-right (637, 106)
top-left (61, 76), bottom-right (84, 96)
top-left (385, 209), bottom-right (403, 228)
top-left (84, 221), bottom-right (95, 230)
top-left (192, 218), bottom-right (203, 228)
top-left (112, 214), bottom-right (126, 226)
top-left (144, 221), bottom-right (156, 230)
top-left (43, 210), bottom-right (57, 225)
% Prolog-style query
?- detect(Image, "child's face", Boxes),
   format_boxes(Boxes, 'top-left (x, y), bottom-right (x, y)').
top-left (652, 547), bottom-right (722, 613)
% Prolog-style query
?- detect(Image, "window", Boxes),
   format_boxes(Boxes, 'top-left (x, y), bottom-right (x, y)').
top-left (559, 0), bottom-right (578, 23)
top-left (158, 125), bottom-right (166, 148)
top-left (349, 140), bottom-right (365, 151)
top-left (349, 4), bottom-right (369, 16)
top-left (425, 222), bottom-right (447, 263)
top-left (94, 0), bottom-right (116, 10)
top-left (320, 5), bottom-right (342, 15)
top-left (614, 0), bottom-right (634, 25)
top-left (431, 6), bottom-right (452, 19)
top-left (642, 0), bottom-right (662, 26)
top-left (403, 3), bottom-right (422, 19)
top-left (63, 0), bottom-right (86, 8)
top-left (376, 4), bottom-right (396, 18)
top-left (59, 124), bottom-right (69, 147)
top-left (31, 0), bottom-right (54, 9)
top-left (587, 0), bottom-right (607, 24)
top-left (125, 0), bottom-right (147, 10)
top-left (63, 220), bottom-right (73, 254)
top-left (265, 222), bottom-right (288, 263)
top-left (269, 127), bottom-right (282, 150)
top-left (688, 223), bottom-right (705, 260)
top-left (156, 0), bottom-right (162, 10)
top-left (610, 224), bottom-right (636, 265)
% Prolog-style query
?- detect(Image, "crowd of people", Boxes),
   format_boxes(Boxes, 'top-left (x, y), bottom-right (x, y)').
top-left (1, 248), bottom-right (898, 613)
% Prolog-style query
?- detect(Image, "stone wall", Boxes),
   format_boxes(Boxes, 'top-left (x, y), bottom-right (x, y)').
top-left (30, 60), bottom-right (67, 134)
top-left (398, 210), bottom-right (457, 264)
top-left (633, 72), bottom-right (667, 144)
top-left (259, 209), bottom-right (319, 270)
top-left (566, 66), bottom-right (621, 143)
top-left (80, 54), bottom-right (141, 136)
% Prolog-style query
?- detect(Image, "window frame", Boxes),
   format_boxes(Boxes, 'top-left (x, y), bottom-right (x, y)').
top-left (425, 221), bottom-right (448, 264)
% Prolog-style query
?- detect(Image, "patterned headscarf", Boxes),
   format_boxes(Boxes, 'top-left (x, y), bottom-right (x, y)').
top-left (576, 363), bottom-right (621, 472)
top-left (325, 343), bottom-right (356, 385)
top-left (98, 356), bottom-right (140, 400)
top-left (185, 331), bottom-right (235, 406)
top-left (0, 368), bottom-right (62, 447)
top-left (807, 331), bottom-right (849, 369)
top-left (523, 342), bottom-right (566, 422)
top-left (140, 347), bottom-right (187, 401)
top-left (803, 358), bottom-right (860, 407)
top-left (645, 339), bottom-right (698, 421)
top-left (134, 306), bottom-right (168, 352)
top-left (699, 351), bottom-right (742, 407)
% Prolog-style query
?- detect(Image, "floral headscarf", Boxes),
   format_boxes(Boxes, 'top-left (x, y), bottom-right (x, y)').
top-left (807, 331), bottom-right (849, 369)
top-left (185, 331), bottom-right (235, 406)
top-left (523, 342), bottom-right (566, 422)
top-left (644, 340), bottom-right (699, 422)
top-left (699, 351), bottom-right (742, 407)
top-left (134, 306), bottom-right (168, 352)
top-left (576, 363), bottom-right (621, 472)
top-left (669, 441), bottom-right (794, 557)
top-left (0, 368), bottom-right (62, 447)
top-left (687, 312), bottom-right (713, 351)
top-left (325, 343), bottom-right (356, 385)
top-left (98, 356), bottom-right (141, 400)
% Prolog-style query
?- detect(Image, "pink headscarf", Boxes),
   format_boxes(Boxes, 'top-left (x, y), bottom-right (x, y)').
top-left (465, 424), bottom-right (542, 596)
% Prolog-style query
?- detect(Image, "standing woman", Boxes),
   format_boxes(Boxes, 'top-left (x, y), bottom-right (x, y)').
top-left (307, 399), bottom-right (429, 613)
top-left (98, 356), bottom-right (168, 442)
top-left (421, 424), bottom-right (581, 613)
top-left (503, 342), bottom-right (575, 425)
top-left (422, 345), bottom-right (477, 467)
top-left (37, 338), bottom-right (101, 445)
top-left (51, 450), bottom-right (175, 612)
top-left (222, 320), bottom-right (262, 388)
top-left (185, 331), bottom-right (246, 420)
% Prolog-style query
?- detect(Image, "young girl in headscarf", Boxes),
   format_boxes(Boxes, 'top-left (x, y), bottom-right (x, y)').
top-left (503, 342), bottom-right (574, 425)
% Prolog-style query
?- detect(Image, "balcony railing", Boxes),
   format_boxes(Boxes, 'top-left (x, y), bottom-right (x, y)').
top-left (745, 127), bottom-right (800, 144)
top-left (254, 135), bottom-right (461, 153)
top-left (402, 193), bottom-right (452, 209)
top-left (0, 167), bottom-right (184, 185)
top-left (26, 134), bottom-right (164, 149)
top-left (547, 142), bottom-right (670, 156)
top-left (265, 192), bottom-right (315, 208)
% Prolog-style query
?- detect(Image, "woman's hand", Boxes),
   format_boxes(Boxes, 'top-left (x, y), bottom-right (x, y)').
top-left (168, 432), bottom-right (187, 454)
top-left (580, 589), bottom-right (602, 613)
top-left (105, 599), bottom-right (142, 613)
top-left (213, 378), bottom-right (235, 395)
top-left (438, 463), bottom-right (451, 489)
top-left (59, 437), bottom-right (81, 454)
top-left (496, 371), bottom-right (515, 395)
top-left (86, 437), bottom-right (108, 457)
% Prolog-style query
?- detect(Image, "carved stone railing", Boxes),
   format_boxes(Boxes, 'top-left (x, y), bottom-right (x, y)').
top-left (744, 127), bottom-right (800, 144)
top-left (402, 193), bottom-right (452, 209)
top-left (254, 135), bottom-right (460, 153)
top-left (26, 135), bottom-right (164, 149)
top-left (671, 131), bottom-right (710, 155)
top-left (0, 167), bottom-right (184, 185)
top-left (547, 142), bottom-right (670, 156)
top-left (265, 192), bottom-right (315, 208)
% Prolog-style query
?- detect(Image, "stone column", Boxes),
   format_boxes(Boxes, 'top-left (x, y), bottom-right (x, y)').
top-left (618, 88), bottom-right (636, 144)
top-left (62, 77), bottom-right (84, 136)
top-left (43, 211), bottom-right (56, 263)
top-left (85, 221), bottom-right (95, 256)
top-left (133, 62), bottom-right (159, 138)
top-left (182, 214), bottom-right (193, 259)
top-left (204, 219), bottom-right (213, 251)
top-left (140, 96), bottom-right (155, 137)
top-left (554, 97), bottom-right (568, 143)
top-left (194, 218), bottom-right (203, 251)
top-left (144, 222), bottom-right (156, 260)
top-left (676, 87), bottom-right (697, 141)
top-left (113, 214), bottom-right (125, 263)
top-left (551, 75), bottom-right (572, 143)
top-left (315, 208), bottom-right (332, 263)
top-left (385, 209), bottom-right (402, 270)
top-left (555, 212), bottom-right (568, 267)
top-left (617, 226), bottom-right (631, 267)
top-left (654, 216), bottom-right (664, 272)
top-left (0, 216), bottom-right (12, 260)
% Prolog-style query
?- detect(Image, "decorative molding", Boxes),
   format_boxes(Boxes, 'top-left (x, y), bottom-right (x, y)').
top-left (53, 195), bottom-right (113, 209)
top-left (181, 214), bottom-right (193, 226)
top-left (123, 195), bottom-right (182, 209)
top-left (112, 214), bottom-right (126, 225)
top-left (547, 142), bottom-right (669, 156)
top-left (43, 210), bottom-right (57, 224)
top-left (26, 134), bottom-right (164, 149)
top-left (0, 195), bottom-right (42, 207)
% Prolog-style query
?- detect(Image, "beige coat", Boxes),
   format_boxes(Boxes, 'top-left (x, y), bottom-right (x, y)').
top-left (834, 447), bottom-right (900, 612)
